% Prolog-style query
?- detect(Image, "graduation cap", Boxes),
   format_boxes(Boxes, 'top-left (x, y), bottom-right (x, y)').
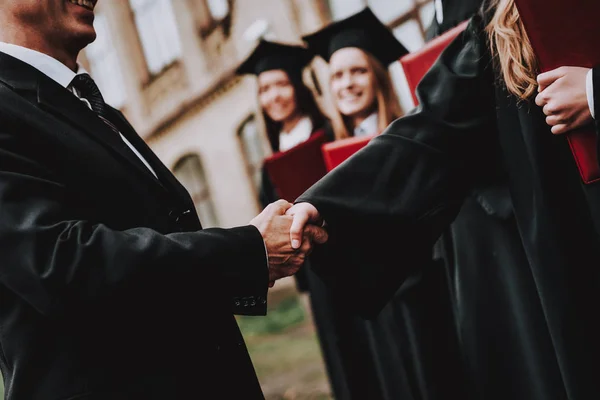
top-left (302, 7), bottom-right (408, 65)
top-left (236, 39), bottom-right (314, 77)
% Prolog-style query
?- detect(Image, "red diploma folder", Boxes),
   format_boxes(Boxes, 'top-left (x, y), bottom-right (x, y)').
top-left (514, 0), bottom-right (599, 184)
top-left (399, 21), bottom-right (468, 106)
top-left (262, 130), bottom-right (328, 202)
top-left (321, 134), bottom-right (376, 172)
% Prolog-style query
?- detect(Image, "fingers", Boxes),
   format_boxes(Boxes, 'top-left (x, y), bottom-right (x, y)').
top-left (545, 114), bottom-right (564, 126)
top-left (535, 66), bottom-right (592, 135)
top-left (537, 67), bottom-right (564, 92)
top-left (542, 102), bottom-right (559, 116)
top-left (287, 203), bottom-right (321, 249)
top-left (535, 92), bottom-right (546, 107)
top-left (289, 210), bottom-right (310, 250)
top-left (267, 199), bottom-right (292, 215)
top-left (304, 224), bottom-right (329, 245)
top-left (551, 124), bottom-right (568, 135)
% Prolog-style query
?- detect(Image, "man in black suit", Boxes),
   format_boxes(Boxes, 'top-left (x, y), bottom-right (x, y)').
top-left (0, 1), bottom-right (327, 399)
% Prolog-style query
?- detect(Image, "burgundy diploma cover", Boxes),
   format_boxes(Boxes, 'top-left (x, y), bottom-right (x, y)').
top-left (515, 0), bottom-right (599, 183)
top-left (321, 134), bottom-right (376, 172)
top-left (263, 130), bottom-right (328, 202)
top-left (399, 20), bottom-right (468, 106)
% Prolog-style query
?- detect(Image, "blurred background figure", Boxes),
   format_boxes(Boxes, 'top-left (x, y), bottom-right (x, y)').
top-left (236, 40), bottom-right (331, 212)
top-left (304, 8), bottom-right (405, 139)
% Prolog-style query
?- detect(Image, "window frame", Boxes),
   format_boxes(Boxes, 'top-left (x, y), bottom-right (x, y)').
top-left (172, 153), bottom-right (220, 228)
top-left (128, 0), bottom-right (183, 82)
top-left (236, 114), bottom-right (270, 194)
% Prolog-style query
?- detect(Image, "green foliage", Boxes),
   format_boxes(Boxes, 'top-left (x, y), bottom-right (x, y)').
top-left (237, 295), bottom-right (306, 337)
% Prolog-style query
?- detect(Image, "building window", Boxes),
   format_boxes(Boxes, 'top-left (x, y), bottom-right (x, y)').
top-left (327, 0), bottom-right (433, 46)
top-left (328, 0), bottom-right (365, 20)
top-left (193, 0), bottom-right (232, 38)
top-left (367, 0), bottom-right (414, 24)
top-left (85, 14), bottom-right (126, 109)
top-left (238, 116), bottom-right (268, 192)
top-left (173, 155), bottom-right (219, 228)
top-left (393, 19), bottom-right (425, 52)
top-left (207, 0), bottom-right (230, 20)
top-left (129, 0), bottom-right (182, 75)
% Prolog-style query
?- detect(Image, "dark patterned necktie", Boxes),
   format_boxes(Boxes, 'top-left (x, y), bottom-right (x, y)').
top-left (69, 73), bottom-right (119, 134)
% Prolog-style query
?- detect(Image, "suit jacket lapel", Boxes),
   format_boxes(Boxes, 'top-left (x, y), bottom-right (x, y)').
top-left (0, 52), bottom-right (193, 208)
top-left (106, 108), bottom-right (195, 207)
top-left (36, 78), bottom-right (170, 190)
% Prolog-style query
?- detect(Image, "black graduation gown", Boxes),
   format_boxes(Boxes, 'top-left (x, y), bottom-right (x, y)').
top-left (299, 13), bottom-right (600, 400)
top-left (427, 1), bottom-right (533, 398)
top-left (331, 139), bottom-right (466, 398)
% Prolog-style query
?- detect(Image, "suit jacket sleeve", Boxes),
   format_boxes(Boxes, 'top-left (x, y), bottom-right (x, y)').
top-left (296, 16), bottom-right (497, 317)
top-left (0, 126), bottom-right (269, 318)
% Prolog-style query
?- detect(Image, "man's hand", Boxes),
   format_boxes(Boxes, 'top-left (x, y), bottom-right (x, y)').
top-left (285, 202), bottom-right (323, 250)
top-left (535, 66), bottom-right (593, 135)
top-left (250, 200), bottom-right (328, 284)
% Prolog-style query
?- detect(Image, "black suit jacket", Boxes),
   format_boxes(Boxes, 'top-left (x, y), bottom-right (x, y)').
top-left (0, 52), bottom-right (267, 400)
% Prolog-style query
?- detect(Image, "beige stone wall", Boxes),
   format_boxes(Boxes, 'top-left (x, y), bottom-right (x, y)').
top-left (148, 77), bottom-right (263, 227)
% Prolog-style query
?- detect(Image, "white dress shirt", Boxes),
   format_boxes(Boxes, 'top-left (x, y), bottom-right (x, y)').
top-left (434, 0), bottom-right (444, 24)
top-left (279, 116), bottom-right (313, 152)
top-left (354, 112), bottom-right (379, 137)
top-left (586, 69), bottom-right (595, 119)
top-left (0, 41), bottom-right (158, 178)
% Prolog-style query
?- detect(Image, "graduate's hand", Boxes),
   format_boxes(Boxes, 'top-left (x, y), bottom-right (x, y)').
top-left (286, 202), bottom-right (327, 250)
top-left (535, 66), bottom-right (593, 135)
top-left (250, 200), bottom-right (328, 283)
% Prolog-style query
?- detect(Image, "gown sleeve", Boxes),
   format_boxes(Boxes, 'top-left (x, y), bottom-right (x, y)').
top-left (297, 15), bottom-right (499, 317)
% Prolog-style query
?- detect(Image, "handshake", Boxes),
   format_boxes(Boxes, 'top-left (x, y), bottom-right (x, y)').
top-left (249, 200), bottom-right (326, 287)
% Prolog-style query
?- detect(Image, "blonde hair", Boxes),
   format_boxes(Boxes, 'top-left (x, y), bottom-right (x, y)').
top-left (330, 51), bottom-right (403, 140)
top-left (486, 0), bottom-right (539, 100)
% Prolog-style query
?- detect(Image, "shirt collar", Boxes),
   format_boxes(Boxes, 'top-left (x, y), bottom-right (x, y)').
top-left (434, 0), bottom-right (444, 25)
top-left (354, 112), bottom-right (379, 137)
top-left (279, 116), bottom-right (313, 152)
top-left (0, 41), bottom-right (88, 89)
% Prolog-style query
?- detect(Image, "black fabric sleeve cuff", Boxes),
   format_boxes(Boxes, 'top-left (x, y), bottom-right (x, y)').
top-left (198, 225), bottom-right (269, 316)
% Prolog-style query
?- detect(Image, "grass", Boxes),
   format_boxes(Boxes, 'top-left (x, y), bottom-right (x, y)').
top-left (0, 287), bottom-right (332, 400)
top-left (238, 288), bottom-right (333, 399)
top-left (237, 295), bottom-right (307, 337)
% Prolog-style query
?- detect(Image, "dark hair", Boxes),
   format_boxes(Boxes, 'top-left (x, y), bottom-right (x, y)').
top-left (261, 70), bottom-right (326, 153)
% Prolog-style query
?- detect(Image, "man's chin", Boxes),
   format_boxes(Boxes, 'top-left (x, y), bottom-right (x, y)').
top-left (67, 28), bottom-right (97, 51)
